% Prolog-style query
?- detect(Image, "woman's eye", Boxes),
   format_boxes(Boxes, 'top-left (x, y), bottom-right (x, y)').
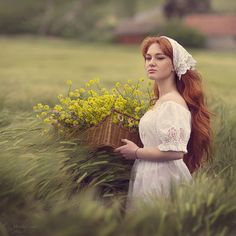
top-left (145, 57), bottom-right (151, 60)
top-left (156, 57), bottom-right (165, 60)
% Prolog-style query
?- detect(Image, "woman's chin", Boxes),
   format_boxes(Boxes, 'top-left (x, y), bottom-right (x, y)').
top-left (148, 75), bottom-right (156, 80)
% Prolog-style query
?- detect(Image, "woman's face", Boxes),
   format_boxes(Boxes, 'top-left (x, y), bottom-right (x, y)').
top-left (144, 43), bottom-right (174, 81)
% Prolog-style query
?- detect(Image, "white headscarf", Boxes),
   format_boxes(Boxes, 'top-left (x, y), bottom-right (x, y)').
top-left (161, 36), bottom-right (197, 79)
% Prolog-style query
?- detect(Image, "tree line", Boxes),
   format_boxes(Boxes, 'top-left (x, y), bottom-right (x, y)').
top-left (0, 0), bottom-right (211, 40)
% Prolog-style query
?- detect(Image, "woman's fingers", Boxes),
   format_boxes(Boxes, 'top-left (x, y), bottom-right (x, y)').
top-left (115, 139), bottom-right (131, 152)
top-left (114, 145), bottom-right (126, 152)
top-left (114, 139), bottom-right (136, 161)
top-left (114, 147), bottom-right (122, 152)
top-left (121, 139), bottom-right (131, 144)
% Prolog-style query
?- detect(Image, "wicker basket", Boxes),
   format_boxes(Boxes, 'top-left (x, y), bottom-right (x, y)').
top-left (81, 113), bottom-right (143, 149)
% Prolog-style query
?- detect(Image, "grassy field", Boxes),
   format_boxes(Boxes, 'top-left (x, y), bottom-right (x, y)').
top-left (0, 36), bottom-right (235, 236)
top-left (0, 36), bottom-right (236, 110)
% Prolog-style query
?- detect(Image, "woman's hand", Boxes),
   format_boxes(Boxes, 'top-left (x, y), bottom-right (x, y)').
top-left (114, 139), bottom-right (139, 160)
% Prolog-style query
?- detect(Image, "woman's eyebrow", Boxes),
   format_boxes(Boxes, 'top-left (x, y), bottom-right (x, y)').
top-left (146, 53), bottom-right (165, 56)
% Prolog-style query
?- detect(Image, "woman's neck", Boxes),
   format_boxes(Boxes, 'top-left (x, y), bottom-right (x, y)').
top-left (157, 80), bottom-right (178, 98)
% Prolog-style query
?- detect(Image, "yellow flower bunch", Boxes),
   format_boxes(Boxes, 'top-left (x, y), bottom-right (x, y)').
top-left (33, 79), bottom-right (151, 134)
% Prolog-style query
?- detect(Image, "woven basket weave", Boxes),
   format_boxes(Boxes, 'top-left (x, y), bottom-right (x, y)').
top-left (82, 114), bottom-right (143, 149)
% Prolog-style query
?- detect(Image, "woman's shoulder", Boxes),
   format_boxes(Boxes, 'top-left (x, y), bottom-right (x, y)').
top-left (155, 92), bottom-right (190, 113)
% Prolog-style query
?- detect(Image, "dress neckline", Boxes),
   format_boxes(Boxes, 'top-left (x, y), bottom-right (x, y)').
top-left (152, 100), bottom-right (191, 114)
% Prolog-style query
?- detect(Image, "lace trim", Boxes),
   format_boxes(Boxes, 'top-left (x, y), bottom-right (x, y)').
top-left (175, 53), bottom-right (196, 79)
top-left (161, 36), bottom-right (197, 79)
top-left (162, 127), bottom-right (186, 144)
top-left (158, 127), bottom-right (188, 152)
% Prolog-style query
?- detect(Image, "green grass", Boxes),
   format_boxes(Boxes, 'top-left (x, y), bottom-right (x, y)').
top-left (212, 0), bottom-right (236, 12)
top-left (0, 36), bottom-right (235, 236)
top-left (1, 36), bottom-right (236, 110)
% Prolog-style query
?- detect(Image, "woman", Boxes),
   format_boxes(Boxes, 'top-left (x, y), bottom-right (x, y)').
top-left (115, 36), bottom-right (212, 208)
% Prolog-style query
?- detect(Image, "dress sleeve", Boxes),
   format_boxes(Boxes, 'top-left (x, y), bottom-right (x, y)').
top-left (156, 101), bottom-right (191, 153)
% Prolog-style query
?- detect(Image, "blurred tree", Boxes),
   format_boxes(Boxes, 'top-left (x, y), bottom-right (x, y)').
top-left (116, 0), bottom-right (138, 17)
top-left (38, 0), bottom-right (55, 35)
top-left (0, 0), bottom-right (43, 33)
top-left (163, 0), bottom-right (211, 19)
top-left (48, 0), bottom-right (110, 38)
top-left (0, 0), bottom-right (139, 40)
top-left (0, 0), bottom-right (114, 38)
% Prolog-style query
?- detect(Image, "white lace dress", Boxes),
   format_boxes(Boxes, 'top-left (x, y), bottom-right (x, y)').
top-left (126, 100), bottom-right (192, 209)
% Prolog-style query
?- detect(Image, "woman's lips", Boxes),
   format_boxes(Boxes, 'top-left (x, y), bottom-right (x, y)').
top-left (148, 69), bottom-right (156, 73)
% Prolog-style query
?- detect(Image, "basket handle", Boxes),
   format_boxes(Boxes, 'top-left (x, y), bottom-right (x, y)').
top-left (111, 108), bottom-right (140, 121)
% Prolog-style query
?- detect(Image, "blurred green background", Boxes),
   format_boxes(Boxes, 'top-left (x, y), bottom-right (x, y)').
top-left (0, 1), bottom-right (236, 236)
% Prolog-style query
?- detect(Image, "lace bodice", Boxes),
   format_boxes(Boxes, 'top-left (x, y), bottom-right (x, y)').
top-left (139, 100), bottom-right (191, 153)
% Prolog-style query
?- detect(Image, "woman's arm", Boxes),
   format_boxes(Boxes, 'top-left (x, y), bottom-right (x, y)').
top-left (114, 139), bottom-right (183, 161)
top-left (136, 147), bottom-right (183, 161)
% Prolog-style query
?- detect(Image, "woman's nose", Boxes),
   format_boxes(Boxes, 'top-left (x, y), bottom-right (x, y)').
top-left (149, 58), bottom-right (157, 66)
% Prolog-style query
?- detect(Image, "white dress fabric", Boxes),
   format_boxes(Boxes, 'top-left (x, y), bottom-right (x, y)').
top-left (126, 100), bottom-right (192, 209)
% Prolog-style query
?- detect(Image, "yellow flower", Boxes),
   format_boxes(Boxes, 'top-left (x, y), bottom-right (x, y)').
top-left (54, 105), bottom-right (62, 111)
top-left (34, 78), bottom-right (149, 133)
top-left (79, 88), bottom-right (85, 93)
top-left (40, 112), bottom-right (47, 116)
top-left (86, 82), bottom-right (91, 87)
top-left (69, 92), bottom-right (74, 97)
top-left (87, 79), bottom-right (100, 87)
top-left (101, 88), bottom-right (109, 95)
top-left (128, 118), bottom-right (135, 127)
top-left (57, 94), bottom-right (63, 100)
top-left (73, 121), bottom-right (78, 125)
top-left (67, 80), bottom-right (72, 86)
top-left (65, 119), bottom-right (71, 124)
top-left (44, 118), bottom-right (51, 123)
top-left (33, 103), bottom-right (44, 110)
top-left (115, 82), bottom-right (121, 87)
top-left (44, 105), bottom-right (49, 110)
top-left (117, 114), bottom-right (124, 122)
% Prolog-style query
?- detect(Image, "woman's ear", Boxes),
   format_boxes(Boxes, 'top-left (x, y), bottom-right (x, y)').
top-left (171, 63), bottom-right (175, 72)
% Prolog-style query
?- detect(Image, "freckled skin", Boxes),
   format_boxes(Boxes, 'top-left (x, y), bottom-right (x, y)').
top-left (145, 43), bottom-right (174, 82)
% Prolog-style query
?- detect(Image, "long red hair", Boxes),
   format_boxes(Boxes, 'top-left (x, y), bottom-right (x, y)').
top-left (141, 36), bottom-right (212, 173)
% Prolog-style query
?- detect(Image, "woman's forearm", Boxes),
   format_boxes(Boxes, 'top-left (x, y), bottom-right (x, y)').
top-left (136, 147), bottom-right (184, 161)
